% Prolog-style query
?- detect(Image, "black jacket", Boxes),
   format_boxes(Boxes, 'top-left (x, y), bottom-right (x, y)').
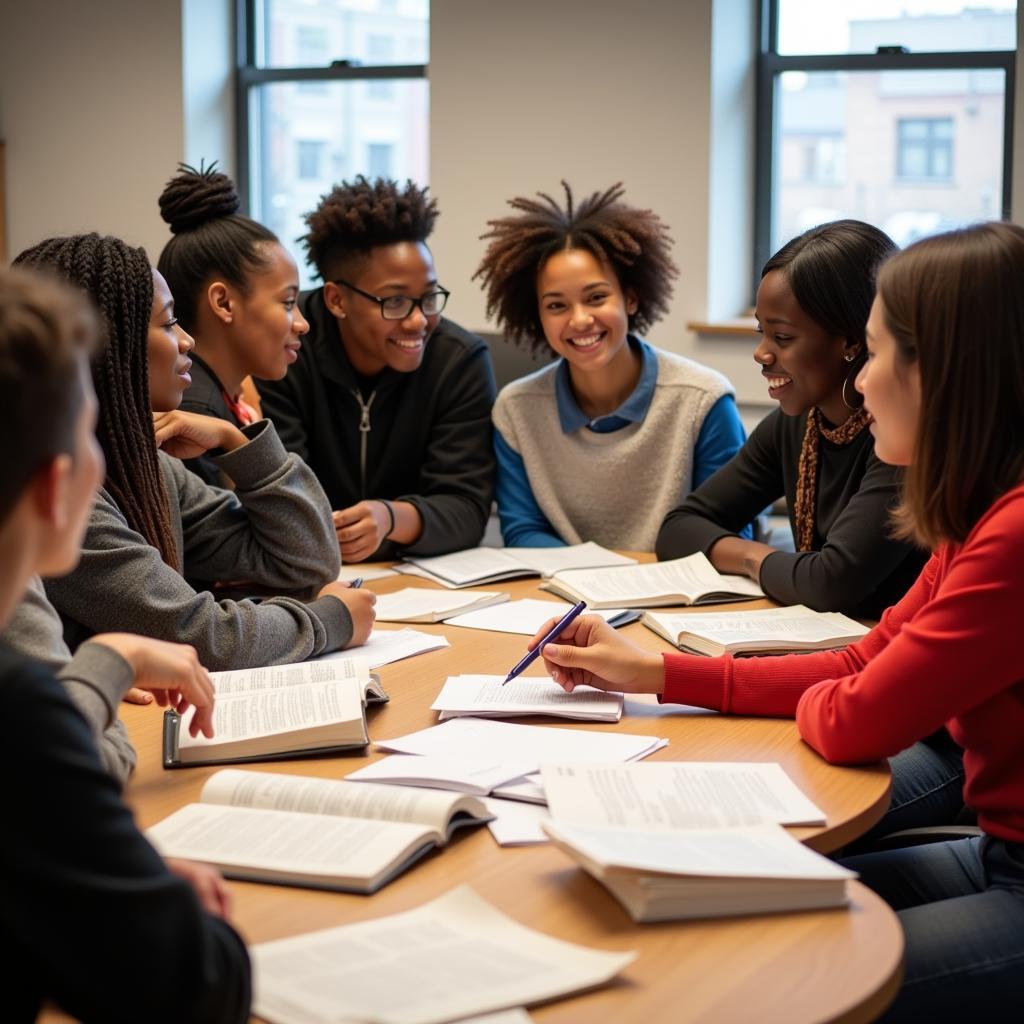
top-left (179, 353), bottom-right (243, 487)
top-left (257, 288), bottom-right (497, 559)
top-left (1, 644), bottom-right (251, 1023)
top-left (656, 408), bottom-right (927, 617)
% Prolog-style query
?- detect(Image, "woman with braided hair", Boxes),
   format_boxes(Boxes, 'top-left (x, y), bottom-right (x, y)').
top-left (475, 181), bottom-right (747, 551)
top-left (657, 220), bottom-right (925, 618)
top-left (157, 162), bottom-right (309, 487)
top-left (13, 232), bottom-right (375, 672)
top-left (256, 175), bottom-right (497, 563)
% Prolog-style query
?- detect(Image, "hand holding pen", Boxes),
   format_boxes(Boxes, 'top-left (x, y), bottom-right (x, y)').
top-left (503, 601), bottom-right (587, 685)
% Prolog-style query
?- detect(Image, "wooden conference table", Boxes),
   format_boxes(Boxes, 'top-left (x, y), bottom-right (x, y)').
top-left (47, 563), bottom-right (903, 1024)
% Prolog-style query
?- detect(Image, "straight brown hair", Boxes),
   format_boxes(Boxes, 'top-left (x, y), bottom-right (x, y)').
top-left (878, 221), bottom-right (1024, 548)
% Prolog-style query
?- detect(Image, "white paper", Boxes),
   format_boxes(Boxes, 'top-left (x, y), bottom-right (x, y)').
top-left (345, 755), bottom-right (534, 796)
top-left (252, 885), bottom-right (635, 1024)
top-left (317, 628), bottom-right (450, 669)
top-left (432, 675), bottom-right (623, 723)
top-left (374, 588), bottom-right (508, 622)
top-left (337, 564), bottom-right (398, 583)
top-left (507, 542), bottom-right (637, 576)
top-left (445, 598), bottom-right (630, 635)
top-left (481, 797), bottom-right (552, 846)
top-left (377, 718), bottom-right (668, 772)
top-left (541, 761), bottom-right (827, 829)
top-left (209, 657), bottom-right (369, 695)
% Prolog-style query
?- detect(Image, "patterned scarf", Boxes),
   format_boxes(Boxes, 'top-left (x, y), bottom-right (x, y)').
top-left (793, 406), bottom-right (870, 552)
top-left (220, 388), bottom-right (258, 428)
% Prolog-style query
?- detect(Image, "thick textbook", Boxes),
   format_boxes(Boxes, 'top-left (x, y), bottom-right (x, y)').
top-left (543, 821), bottom-right (855, 922)
top-left (146, 768), bottom-right (490, 893)
top-left (252, 885), bottom-right (635, 1024)
top-left (540, 553), bottom-right (764, 609)
top-left (399, 542), bottom-right (637, 588)
top-left (642, 604), bottom-right (869, 655)
top-left (163, 657), bottom-right (387, 767)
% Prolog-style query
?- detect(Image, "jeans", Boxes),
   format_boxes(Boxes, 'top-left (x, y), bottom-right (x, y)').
top-left (841, 836), bottom-right (1024, 1019)
top-left (846, 729), bottom-right (966, 852)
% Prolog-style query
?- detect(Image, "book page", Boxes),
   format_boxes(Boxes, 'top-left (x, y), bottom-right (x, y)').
top-left (252, 885), bottom-right (635, 1024)
top-left (431, 675), bottom-right (623, 722)
top-left (316, 628), bottom-right (450, 669)
top-left (179, 681), bottom-right (363, 751)
top-left (405, 547), bottom-right (532, 585)
top-left (147, 803), bottom-right (435, 880)
top-left (509, 542), bottom-right (637, 577)
top-left (377, 718), bottom-right (667, 770)
top-left (345, 755), bottom-right (534, 795)
top-left (209, 657), bottom-right (369, 695)
top-left (646, 606), bottom-right (868, 646)
top-left (446, 598), bottom-right (630, 635)
top-left (200, 768), bottom-right (485, 832)
top-left (375, 588), bottom-right (508, 622)
top-left (541, 762), bottom-right (826, 828)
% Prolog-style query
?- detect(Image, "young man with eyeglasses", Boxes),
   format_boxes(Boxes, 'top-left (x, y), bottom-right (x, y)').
top-left (257, 176), bottom-right (496, 562)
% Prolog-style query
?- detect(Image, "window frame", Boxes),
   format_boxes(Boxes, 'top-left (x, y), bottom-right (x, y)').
top-left (754, 0), bottom-right (1015, 284)
top-left (234, 0), bottom-right (428, 214)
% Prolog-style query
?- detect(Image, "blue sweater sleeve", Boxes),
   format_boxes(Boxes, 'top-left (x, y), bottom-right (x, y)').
top-left (493, 429), bottom-right (565, 548)
top-left (693, 394), bottom-right (754, 540)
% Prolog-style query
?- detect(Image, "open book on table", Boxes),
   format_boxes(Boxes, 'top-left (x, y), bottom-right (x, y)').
top-left (252, 885), bottom-right (635, 1024)
top-left (163, 657), bottom-right (387, 767)
top-left (642, 604), bottom-right (869, 655)
top-left (146, 768), bottom-right (490, 894)
top-left (542, 821), bottom-right (855, 923)
top-left (397, 542), bottom-right (637, 588)
top-left (540, 552), bottom-right (764, 609)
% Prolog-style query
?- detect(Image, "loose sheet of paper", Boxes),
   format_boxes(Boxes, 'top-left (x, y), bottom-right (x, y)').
top-left (481, 797), bottom-right (552, 845)
top-left (345, 755), bottom-right (534, 796)
top-left (251, 885), bottom-right (635, 1024)
top-left (374, 588), bottom-right (508, 622)
top-left (541, 761), bottom-right (826, 829)
top-left (316, 628), bottom-right (450, 669)
top-left (337, 564), bottom-right (398, 583)
top-left (432, 675), bottom-right (623, 722)
top-left (445, 598), bottom-right (629, 635)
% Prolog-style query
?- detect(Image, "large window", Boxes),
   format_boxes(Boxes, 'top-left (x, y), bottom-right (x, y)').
top-left (756, 1), bottom-right (1016, 274)
top-left (238, 1), bottom-right (430, 288)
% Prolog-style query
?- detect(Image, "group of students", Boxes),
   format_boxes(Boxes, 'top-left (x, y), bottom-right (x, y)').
top-left (0, 162), bottom-right (1020, 1021)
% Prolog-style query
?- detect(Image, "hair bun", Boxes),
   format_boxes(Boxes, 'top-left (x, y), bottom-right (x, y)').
top-left (159, 161), bottom-right (241, 234)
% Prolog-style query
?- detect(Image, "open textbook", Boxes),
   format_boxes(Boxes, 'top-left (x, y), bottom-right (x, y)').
top-left (540, 761), bottom-right (827, 829)
top-left (542, 821), bottom-right (855, 922)
top-left (146, 769), bottom-right (490, 894)
top-left (432, 675), bottom-right (624, 723)
top-left (540, 552), bottom-right (764, 609)
top-left (398, 542), bottom-right (637, 588)
top-left (374, 587), bottom-right (509, 623)
top-left (642, 605), bottom-right (869, 656)
top-left (252, 885), bottom-right (635, 1024)
top-left (163, 657), bottom-right (387, 767)
top-left (445, 597), bottom-right (639, 634)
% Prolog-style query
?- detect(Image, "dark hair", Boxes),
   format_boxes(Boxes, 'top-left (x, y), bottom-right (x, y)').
top-left (14, 234), bottom-right (179, 566)
top-left (302, 175), bottom-right (438, 282)
top-left (157, 162), bottom-right (278, 334)
top-left (474, 181), bottom-right (677, 356)
top-left (879, 221), bottom-right (1024, 548)
top-left (0, 268), bottom-right (98, 524)
top-left (762, 220), bottom-right (897, 373)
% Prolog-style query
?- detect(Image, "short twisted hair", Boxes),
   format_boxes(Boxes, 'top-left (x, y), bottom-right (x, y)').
top-left (474, 181), bottom-right (677, 354)
top-left (0, 268), bottom-right (98, 524)
top-left (302, 175), bottom-right (438, 282)
top-left (14, 234), bottom-right (179, 567)
top-left (157, 162), bottom-right (277, 334)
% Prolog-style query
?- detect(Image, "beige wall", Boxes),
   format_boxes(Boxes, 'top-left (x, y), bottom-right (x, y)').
top-left (0, 0), bottom-right (185, 261)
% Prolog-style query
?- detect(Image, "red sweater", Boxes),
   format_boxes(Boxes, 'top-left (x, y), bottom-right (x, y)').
top-left (662, 483), bottom-right (1024, 842)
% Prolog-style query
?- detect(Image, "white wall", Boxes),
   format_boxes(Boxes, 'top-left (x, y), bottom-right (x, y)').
top-left (0, 0), bottom-right (185, 260)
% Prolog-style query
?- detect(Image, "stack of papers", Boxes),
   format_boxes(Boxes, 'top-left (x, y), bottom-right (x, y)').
top-left (374, 587), bottom-right (509, 623)
top-left (397, 542), bottom-right (637, 588)
top-left (432, 675), bottom-right (624, 722)
top-left (642, 605), bottom-right (869, 656)
top-left (445, 598), bottom-right (638, 634)
top-left (316, 628), bottom-right (450, 669)
top-left (252, 886), bottom-right (635, 1024)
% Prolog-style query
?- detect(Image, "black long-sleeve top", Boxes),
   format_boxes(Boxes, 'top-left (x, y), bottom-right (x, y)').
top-left (256, 288), bottom-right (497, 560)
top-left (0, 644), bottom-right (251, 1024)
top-left (656, 408), bottom-right (927, 617)
top-left (179, 353), bottom-right (245, 487)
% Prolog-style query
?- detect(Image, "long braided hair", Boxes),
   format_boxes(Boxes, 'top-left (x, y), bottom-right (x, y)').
top-left (14, 233), bottom-right (179, 567)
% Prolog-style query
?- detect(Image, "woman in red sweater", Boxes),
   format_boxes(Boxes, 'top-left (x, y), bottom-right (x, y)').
top-left (532, 222), bottom-right (1024, 1017)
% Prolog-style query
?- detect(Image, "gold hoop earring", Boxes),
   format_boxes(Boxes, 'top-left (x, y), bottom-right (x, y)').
top-left (842, 367), bottom-right (860, 411)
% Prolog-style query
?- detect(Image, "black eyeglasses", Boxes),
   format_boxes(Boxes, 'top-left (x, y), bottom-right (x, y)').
top-left (333, 279), bottom-right (450, 320)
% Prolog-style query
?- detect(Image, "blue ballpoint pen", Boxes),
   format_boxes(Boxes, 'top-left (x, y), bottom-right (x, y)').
top-left (503, 600), bottom-right (587, 685)
top-left (349, 577), bottom-right (364, 589)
